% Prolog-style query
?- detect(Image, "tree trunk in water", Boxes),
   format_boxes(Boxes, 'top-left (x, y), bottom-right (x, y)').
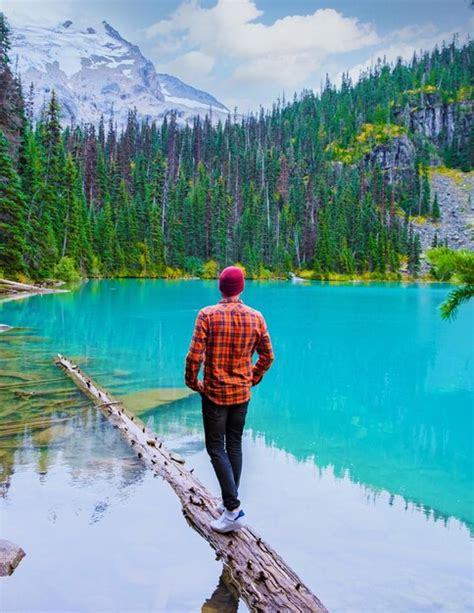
top-left (55, 354), bottom-right (327, 613)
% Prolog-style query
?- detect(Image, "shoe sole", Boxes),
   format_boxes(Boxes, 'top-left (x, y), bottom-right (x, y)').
top-left (211, 523), bottom-right (245, 533)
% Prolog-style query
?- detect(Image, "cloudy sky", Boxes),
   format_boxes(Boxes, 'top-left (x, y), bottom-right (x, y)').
top-left (2, 0), bottom-right (473, 112)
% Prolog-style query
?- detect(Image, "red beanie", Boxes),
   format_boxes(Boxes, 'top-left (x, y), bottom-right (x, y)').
top-left (219, 266), bottom-right (245, 297)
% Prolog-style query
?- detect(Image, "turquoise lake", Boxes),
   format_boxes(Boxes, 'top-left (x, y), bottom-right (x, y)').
top-left (0, 279), bottom-right (473, 612)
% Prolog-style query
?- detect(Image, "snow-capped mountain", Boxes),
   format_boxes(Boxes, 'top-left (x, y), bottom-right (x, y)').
top-left (9, 19), bottom-right (229, 127)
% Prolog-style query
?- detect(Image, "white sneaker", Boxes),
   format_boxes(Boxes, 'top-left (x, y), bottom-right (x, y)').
top-left (210, 509), bottom-right (245, 533)
top-left (216, 501), bottom-right (225, 513)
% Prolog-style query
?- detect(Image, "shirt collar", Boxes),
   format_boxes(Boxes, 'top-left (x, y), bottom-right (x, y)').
top-left (219, 296), bottom-right (243, 304)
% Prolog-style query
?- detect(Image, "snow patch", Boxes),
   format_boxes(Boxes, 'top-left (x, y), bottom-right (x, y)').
top-left (10, 19), bottom-right (229, 127)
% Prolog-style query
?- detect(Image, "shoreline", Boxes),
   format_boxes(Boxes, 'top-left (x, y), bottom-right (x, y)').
top-left (77, 274), bottom-right (447, 285)
top-left (0, 276), bottom-right (452, 309)
top-left (0, 279), bottom-right (69, 306)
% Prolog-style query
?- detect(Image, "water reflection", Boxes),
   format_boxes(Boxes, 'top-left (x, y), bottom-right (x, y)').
top-left (149, 392), bottom-right (474, 533)
top-left (202, 569), bottom-right (239, 613)
top-left (0, 281), bottom-right (473, 611)
top-left (0, 333), bottom-right (146, 497)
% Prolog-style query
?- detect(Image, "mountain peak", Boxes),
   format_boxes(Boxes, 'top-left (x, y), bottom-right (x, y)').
top-left (102, 20), bottom-right (126, 43)
top-left (10, 20), bottom-right (228, 127)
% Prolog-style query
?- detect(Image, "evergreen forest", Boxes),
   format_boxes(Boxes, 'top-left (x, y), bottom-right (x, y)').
top-left (0, 13), bottom-right (472, 281)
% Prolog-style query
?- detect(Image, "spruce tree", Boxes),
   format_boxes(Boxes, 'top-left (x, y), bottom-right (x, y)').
top-left (0, 130), bottom-right (27, 276)
top-left (431, 193), bottom-right (441, 220)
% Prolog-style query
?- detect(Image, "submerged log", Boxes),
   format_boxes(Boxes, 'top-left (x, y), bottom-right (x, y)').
top-left (55, 354), bottom-right (327, 613)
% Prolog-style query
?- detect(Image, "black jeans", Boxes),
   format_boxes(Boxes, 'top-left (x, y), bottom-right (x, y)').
top-left (201, 394), bottom-right (249, 512)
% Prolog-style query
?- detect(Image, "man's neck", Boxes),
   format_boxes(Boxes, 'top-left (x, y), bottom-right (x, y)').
top-left (220, 294), bottom-right (242, 303)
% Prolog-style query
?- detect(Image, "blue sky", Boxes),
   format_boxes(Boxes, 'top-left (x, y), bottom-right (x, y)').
top-left (2, 0), bottom-right (473, 111)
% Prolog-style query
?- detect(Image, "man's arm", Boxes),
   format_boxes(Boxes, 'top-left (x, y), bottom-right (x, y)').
top-left (185, 310), bottom-right (208, 392)
top-left (252, 315), bottom-right (274, 386)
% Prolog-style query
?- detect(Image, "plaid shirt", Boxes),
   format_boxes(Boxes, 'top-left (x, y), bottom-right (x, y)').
top-left (185, 296), bottom-right (274, 405)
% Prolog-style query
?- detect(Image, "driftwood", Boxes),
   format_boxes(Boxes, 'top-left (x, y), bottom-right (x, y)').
top-left (55, 354), bottom-right (327, 613)
top-left (0, 278), bottom-right (68, 295)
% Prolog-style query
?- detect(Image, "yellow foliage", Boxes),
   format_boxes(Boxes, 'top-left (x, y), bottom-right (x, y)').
top-left (457, 86), bottom-right (473, 101)
top-left (297, 269), bottom-right (317, 279)
top-left (311, 271), bottom-right (402, 282)
top-left (405, 85), bottom-right (437, 95)
top-left (233, 262), bottom-right (247, 276)
top-left (14, 272), bottom-right (31, 284)
top-left (429, 166), bottom-right (474, 185)
top-left (258, 266), bottom-right (273, 280)
top-left (410, 215), bottom-right (428, 225)
top-left (356, 123), bottom-right (405, 144)
top-left (326, 122), bottom-right (406, 164)
top-left (164, 267), bottom-right (185, 279)
top-left (202, 259), bottom-right (218, 279)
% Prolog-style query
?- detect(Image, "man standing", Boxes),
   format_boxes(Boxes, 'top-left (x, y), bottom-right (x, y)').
top-left (185, 266), bottom-right (274, 533)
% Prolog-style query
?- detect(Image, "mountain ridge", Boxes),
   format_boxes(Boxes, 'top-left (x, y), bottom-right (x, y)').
top-left (9, 19), bottom-right (229, 128)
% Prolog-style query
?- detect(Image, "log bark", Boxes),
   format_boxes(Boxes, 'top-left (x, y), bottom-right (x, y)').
top-left (55, 354), bottom-right (327, 613)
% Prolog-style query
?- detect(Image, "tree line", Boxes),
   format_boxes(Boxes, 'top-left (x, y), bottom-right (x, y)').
top-left (0, 12), bottom-right (472, 281)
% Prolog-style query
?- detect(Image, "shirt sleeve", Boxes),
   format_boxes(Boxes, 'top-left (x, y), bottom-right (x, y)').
top-left (252, 315), bottom-right (274, 386)
top-left (185, 310), bottom-right (208, 392)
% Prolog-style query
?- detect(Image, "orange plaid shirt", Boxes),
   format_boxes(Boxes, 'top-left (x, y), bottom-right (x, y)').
top-left (185, 296), bottom-right (274, 405)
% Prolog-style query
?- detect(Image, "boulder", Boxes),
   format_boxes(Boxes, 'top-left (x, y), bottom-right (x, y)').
top-left (0, 539), bottom-right (26, 576)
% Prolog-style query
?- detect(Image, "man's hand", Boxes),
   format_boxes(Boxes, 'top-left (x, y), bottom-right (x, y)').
top-left (252, 316), bottom-right (274, 386)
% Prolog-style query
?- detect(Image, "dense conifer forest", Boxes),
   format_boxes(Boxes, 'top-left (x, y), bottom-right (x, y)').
top-left (0, 13), bottom-right (472, 281)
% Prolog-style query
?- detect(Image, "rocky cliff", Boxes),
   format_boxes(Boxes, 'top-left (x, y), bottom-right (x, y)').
top-left (394, 94), bottom-right (472, 152)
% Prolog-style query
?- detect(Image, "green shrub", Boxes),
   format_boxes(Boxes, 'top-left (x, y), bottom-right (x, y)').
top-left (54, 257), bottom-right (81, 282)
top-left (184, 256), bottom-right (204, 277)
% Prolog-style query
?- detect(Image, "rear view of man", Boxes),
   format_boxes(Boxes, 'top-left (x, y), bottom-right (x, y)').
top-left (185, 266), bottom-right (274, 533)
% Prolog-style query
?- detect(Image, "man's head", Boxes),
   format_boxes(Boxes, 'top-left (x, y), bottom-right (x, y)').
top-left (219, 266), bottom-right (245, 297)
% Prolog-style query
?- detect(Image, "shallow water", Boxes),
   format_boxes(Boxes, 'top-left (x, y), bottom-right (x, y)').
top-left (0, 280), bottom-right (472, 612)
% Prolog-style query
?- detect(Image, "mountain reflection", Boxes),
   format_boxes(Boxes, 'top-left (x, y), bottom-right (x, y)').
top-left (1, 281), bottom-right (472, 535)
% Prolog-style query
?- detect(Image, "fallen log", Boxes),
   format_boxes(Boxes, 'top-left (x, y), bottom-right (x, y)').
top-left (0, 278), bottom-right (68, 295)
top-left (55, 354), bottom-right (327, 613)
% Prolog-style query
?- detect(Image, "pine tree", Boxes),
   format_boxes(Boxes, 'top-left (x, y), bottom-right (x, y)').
top-left (148, 205), bottom-right (165, 274)
top-left (0, 13), bottom-right (24, 154)
top-left (0, 130), bottom-right (27, 276)
top-left (61, 154), bottom-right (81, 264)
top-left (408, 232), bottom-right (422, 277)
top-left (431, 193), bottom-right (441, 220)
top-left (97, 200), bottom-right (115, 274)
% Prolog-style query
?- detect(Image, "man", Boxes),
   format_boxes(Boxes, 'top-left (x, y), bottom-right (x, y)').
top-left (185, 266), bottom-right (274, 533)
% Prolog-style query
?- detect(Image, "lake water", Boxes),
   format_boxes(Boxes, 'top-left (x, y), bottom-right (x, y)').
top-left (0, 279), bottom-right (473, 612)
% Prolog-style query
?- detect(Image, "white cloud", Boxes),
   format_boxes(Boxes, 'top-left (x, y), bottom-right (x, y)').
top-left (1, 0), bottom-right (78, 25)
top-left (160, 50), bottom-right (215, 81)
top-left (146, 0), bottom-right (381, 109)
